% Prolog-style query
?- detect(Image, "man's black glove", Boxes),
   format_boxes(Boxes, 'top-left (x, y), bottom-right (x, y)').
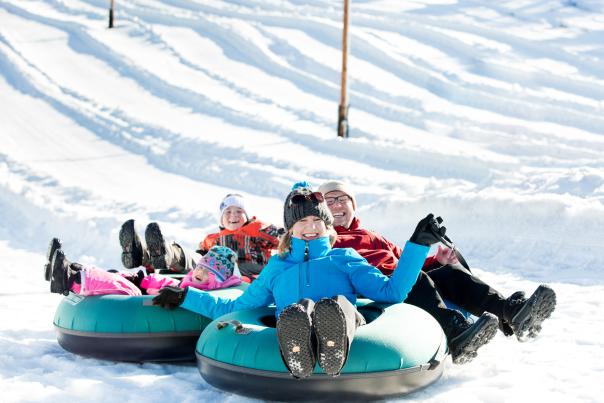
top-left (409, 214), bottom-right (453, 247)
top-left (152, 286), bottom-right (187, 309)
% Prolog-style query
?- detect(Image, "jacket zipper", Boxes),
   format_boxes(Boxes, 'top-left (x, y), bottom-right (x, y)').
top-left (298, 241), bottom-right (311, 300)
top-left (304, 241), bottom-right (310, 287)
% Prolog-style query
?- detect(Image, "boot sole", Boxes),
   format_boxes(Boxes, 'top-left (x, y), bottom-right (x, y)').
top-left (312, 298), bottom-right (348, 376)
top-left (277, 305), bottom-right (315, 379)
top-left (119, 219), bottom-right (142, 269)
top-left (450, 313), bottom-right (498, 364)
top-left (44, 238), bottom-right (62, 281)
top-left (511, 285), bottom-right (556, 341)
top-left (50, 250), bottom-right (69, 295)
top-left (145, 223), bottom-right (168, 272)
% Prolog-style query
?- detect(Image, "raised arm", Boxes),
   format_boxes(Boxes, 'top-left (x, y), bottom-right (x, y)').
top-left (348, 241), bottom-right (429, 303)
top-left (350, 214), bottom-right (449, 302)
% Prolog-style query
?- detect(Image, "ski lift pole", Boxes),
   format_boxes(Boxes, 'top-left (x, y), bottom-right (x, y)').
top-left (337, 0), bottom-right (350, 138)
top-left (108, 0), bottom-right (115, 29)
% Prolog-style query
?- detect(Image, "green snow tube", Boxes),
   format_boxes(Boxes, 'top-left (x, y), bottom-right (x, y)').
top-left (196, 300), bottom-right (448, 401)
top-left (53, 284), bottom-right (247, 362)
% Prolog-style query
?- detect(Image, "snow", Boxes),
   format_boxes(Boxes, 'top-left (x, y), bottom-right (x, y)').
top-left (1, 0), bottom-right (603, 401)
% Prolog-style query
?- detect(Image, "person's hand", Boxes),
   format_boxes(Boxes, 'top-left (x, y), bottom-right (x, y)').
top-left (434, 245), bottom-right (459, 265)
top-left (409, 214), bottom-right (451, 247)
top-left (152, 286), bottom-right (187, 309)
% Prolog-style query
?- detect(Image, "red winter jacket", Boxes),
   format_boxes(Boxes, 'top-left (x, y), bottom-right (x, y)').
top-left (333, 217), bottom-right (438, 276)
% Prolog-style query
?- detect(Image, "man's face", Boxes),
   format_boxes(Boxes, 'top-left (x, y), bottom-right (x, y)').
top-left (324, 190), bottom-right (354, 228)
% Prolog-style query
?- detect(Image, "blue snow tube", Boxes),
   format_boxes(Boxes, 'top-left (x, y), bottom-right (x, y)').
top-left (196, 300), bottom-right (448, 401)
top-left (53, 284), bottom-right (247, 362)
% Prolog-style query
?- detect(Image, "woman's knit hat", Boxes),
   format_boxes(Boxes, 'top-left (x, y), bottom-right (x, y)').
top-left (283, 182), bottom-right (334, 230)
top-left (196, 246), bottom-right (240, 282)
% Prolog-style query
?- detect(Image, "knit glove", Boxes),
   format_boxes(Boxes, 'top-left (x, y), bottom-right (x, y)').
top-left (152, 286), bottom-right (187, 309)
top-left (409, 214), bottom-right (451, 247)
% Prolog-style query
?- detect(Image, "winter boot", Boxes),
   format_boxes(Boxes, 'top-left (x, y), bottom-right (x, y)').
top-left (49, 250), bottom-right (81, 296)
top-left (446, 311), bottom-right (498, 364)
top-left (503, 285), bottom-right (556, 341)
top-left (119, 219), bottom-right (149, 269)
top-left (277, 303), bottom-right (316, 379)
top-left (312, 298), bottom-right (350, 376)
top-left (44, 238), bottom-right (62, 281)
top-left (145, 222), bottom-right (169, 272)
top-left (144, 223), bottom-right (187, 273)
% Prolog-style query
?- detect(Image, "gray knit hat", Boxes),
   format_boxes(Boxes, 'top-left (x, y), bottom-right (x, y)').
top-left (283, 185), bottom-right (334, 230)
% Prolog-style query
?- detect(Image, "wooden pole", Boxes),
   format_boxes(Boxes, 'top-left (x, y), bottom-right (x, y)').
top-left (108, 0), bottom-right (114, 29)
top-left (337, 0), bottom-right (350, 138)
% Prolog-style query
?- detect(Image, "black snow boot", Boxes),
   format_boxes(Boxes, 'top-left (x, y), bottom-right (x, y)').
top-left (49, 250), bottom-right (81, 296)
top-left (503, 285), bottom-right (556, 341)
top-left (44, 238), bottom-right (62, 281)
top-left (312, 298), bottom-right (350, 376)
top-left (277, 303), bottom-right (316, 379)
top-left (119, 219), bottom-right (149, 269)
top-left (144, 222), bottom-right (187, 273)
top-left (446, 311), bottom-right (499, 364)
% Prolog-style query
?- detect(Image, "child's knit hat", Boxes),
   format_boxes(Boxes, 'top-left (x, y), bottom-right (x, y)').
top-left (219, 194), bottom-right (248, 224)
top-left (283, 182), bottom-right (333, 230)
top-left (197, 246), bottom-right (240, 282)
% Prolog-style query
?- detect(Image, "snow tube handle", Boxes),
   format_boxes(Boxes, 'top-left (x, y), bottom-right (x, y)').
top-left (217, 320), bottom-right (251, 335)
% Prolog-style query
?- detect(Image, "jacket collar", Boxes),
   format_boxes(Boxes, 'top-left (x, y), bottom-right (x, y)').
top-left (289, 236), bottom-right (331, 262)
top-left (334, 216), bottom-right (360, 233)
top-left (218, 217), bottom-right (257, 233)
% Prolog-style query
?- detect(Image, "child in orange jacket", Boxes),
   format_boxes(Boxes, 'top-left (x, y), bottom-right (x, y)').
top-left (119, 194), bottom-right (281, 280)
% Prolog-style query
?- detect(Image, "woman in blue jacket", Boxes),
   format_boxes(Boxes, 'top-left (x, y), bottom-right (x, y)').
top-left (153, 183), bottom-right (446, 378)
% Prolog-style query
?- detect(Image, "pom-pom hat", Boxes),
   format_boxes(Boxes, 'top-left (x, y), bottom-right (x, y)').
top-left (283, 182), bottom-right (334, 230)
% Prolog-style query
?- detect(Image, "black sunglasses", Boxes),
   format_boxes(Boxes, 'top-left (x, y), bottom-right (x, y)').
top-left (290, 191), bottom-right (325, 206)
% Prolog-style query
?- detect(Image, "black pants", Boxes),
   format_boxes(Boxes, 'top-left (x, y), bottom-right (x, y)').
top-left (423, 262), bottom-right (506, 318)
top-left (405, 263), bottom-right (506, 335)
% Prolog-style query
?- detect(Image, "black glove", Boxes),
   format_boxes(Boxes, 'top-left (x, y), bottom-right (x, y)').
top-left (409, 214), bottom-right (453, 247)
top-left (152, 286), bottom-right (187, 309)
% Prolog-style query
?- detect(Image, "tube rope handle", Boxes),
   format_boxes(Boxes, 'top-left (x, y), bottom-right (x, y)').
top-left (216, 319), bottom-right (251, 334)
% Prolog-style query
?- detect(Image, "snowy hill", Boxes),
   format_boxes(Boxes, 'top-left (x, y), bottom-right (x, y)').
top-left (1, 1), bottom-right (603, 402)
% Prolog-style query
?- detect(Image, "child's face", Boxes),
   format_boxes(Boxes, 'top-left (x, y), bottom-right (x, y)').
top-left (191, 267), bottom-right (210, 284)
top-left (221, 206), bottom-right (247, 230)
top-left (291, 215), bottom-right (328, 241)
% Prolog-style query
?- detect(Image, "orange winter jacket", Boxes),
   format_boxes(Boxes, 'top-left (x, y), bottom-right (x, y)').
top-left (198, 217), bottom-right (280, 275)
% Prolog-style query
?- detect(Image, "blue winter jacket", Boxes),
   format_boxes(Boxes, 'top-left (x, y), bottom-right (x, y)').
top-left (181, 236), bottom-right (429, 318)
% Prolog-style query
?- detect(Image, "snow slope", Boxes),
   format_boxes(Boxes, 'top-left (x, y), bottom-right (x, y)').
top-left (1, 0), bottom-right (603, 402)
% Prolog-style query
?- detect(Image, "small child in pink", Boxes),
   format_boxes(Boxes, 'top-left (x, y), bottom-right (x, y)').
top-left (46, 241), bottom-right (241, 297)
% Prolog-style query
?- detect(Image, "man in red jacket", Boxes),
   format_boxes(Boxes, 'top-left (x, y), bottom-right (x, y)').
top-left (319, 180), bottom-right (556, 348)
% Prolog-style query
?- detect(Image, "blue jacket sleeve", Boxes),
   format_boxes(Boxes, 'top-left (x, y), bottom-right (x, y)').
top-left (180, 269), bottom-right (275, 319)
top-left (348, 241), bottom-right (429, 303)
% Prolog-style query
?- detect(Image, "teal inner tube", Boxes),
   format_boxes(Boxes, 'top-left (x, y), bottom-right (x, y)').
top-left (53, 284), bottom-right (247, 362)
top-left (196, 300), bottom-right (448, 401)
